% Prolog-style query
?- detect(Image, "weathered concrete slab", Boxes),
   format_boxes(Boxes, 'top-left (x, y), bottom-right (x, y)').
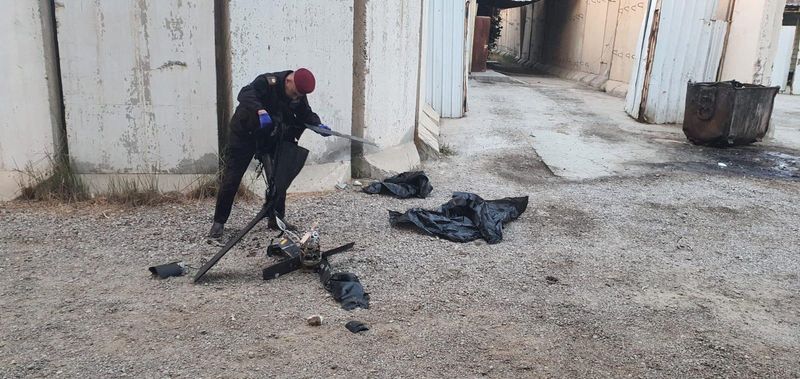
top-left (55, 0), bottom-right (218, 175)
top-left (230, 0), bottom-right (354, 170)
top-left (0, 1), bottom-right (60, 201)
top-left (359, 142), bottom-right (421, 180)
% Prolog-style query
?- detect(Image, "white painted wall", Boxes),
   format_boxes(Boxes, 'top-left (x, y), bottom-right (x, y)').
top-left (362, 0), bottom-right (422, 148)
top-left (230, 0), bottom-right (353, 165)
top-left (0, 1), bottom-right (57, 200)
top-left (720, 0), bottom-right (789, 84)
top-left (56, 0), bottom-right (218, 175)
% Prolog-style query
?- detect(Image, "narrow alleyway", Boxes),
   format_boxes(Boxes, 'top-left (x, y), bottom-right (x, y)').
top-left (1, 74), bottom-right (799, 378)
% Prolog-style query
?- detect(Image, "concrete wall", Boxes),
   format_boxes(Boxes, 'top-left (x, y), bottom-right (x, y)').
top-left (55, 0), bottom-right (218, 185)
top-left (362, 0), bottom-right (422, 148)
top-left (0, 1), bottom-right (60, 200)
top-left (355, 0), bottom-right (422, 177)
top-left (497, 7), bottom-right (522, 58)
top-left (1, 1), bottom-right (434, 199)
top-left (230, 0), bottom-right (353, 190)
top-left (608, 1), bottom-right (649, 86)
top-left (720, 0), bottom-right (789, 84)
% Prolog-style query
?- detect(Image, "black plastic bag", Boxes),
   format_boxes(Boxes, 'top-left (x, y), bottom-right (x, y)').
top-left (389, 192), bottom-right (528, 244)
top-left (318, 259), bottom-right (370, 310)
top-left (363, 171), bottom-right (433, 199)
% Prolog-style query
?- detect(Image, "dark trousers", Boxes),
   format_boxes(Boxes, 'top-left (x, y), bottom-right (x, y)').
top-left (213, 110), bottom-right (286, 224)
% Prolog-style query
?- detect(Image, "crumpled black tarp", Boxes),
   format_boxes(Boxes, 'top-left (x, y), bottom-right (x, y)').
top-left (318, 259), bottom-right (370, 310)
top-left (389, 192), bottom-right (528, 244)
top-left (363, 171), bottom-right (433, 199)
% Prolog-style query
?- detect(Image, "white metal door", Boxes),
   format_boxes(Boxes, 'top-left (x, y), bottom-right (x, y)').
top-left (772, 26), bottom-right (797, 92)
top-left (425, 0), bottom-right (467, 118)
top-left (626, 0), bottom-right (728, 124)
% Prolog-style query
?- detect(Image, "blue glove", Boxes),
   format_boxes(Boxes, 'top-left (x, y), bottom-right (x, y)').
top-left (315, 124), bottom-right (332, 137)
top-left (258, 112), bottom-right (273, 131)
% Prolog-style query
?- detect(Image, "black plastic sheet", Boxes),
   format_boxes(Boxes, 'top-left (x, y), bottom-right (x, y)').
top-left (318, 259), bottom-right (370, 310)
top-left (363, 171), bottom-right (433, 199)
top-left (389, 192), bottom-right (528, 244)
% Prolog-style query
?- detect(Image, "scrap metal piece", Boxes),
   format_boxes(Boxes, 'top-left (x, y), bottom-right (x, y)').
top-left (322, 242), bottom-right (355, 259)
top-left (262, 256), bottom-right (303, 280)
top-left (263, 237), bottom-right (303, 280)
top-left (149, 261), bottom-right (186, 279)
top-left (194, 205), bottom-right (271, 283)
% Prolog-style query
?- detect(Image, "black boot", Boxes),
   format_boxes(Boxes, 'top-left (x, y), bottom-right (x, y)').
top-left (208, 222), bottom-right (224, 239)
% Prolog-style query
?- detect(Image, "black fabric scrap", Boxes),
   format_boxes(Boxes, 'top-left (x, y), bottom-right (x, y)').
top-left (148, 262), bottom-right (185, 279)
top-left (389, 192), bottom-right (528, 244)
top-left (363, 171), bottom-right (433, 199)
top-left (318, 259), bottom-right (370, 311)
top-left (345, 320), bottom-right (369, 334)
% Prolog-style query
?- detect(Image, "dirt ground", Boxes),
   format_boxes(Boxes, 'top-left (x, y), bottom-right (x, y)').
top-left (2, 78), bottom-right (800, 378)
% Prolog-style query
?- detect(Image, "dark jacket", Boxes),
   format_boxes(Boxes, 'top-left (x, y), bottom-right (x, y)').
top-left (234, 70), bottom-right (322, 142)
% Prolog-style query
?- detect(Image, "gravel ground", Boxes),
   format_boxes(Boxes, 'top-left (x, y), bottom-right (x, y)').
top-left (2, 82), bottom-right (800, 378)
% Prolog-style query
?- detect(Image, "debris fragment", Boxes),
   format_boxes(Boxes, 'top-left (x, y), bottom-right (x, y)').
top-left (319, 261), bottom-right (370, 310)
top-left (389, 192), bottom-right (528, 244)
top-left (307, 315), bottom-right (323, 326)
top-left (363, 171), bottom-right (433, 199)
top-left (335, 182), bottom-right (348, 190)
top-left (262, 234), bottom-right (368, 310)
top-left (345, 320), bottom-right (369, 334)
top-left (353, 180), bottom-right (363, 186)
top-left (545, 276), bottom-right (559, 285)
top-left (148, 262), bottom-right (186, 279)
top-left (718, 162), bottom-right (728, 168)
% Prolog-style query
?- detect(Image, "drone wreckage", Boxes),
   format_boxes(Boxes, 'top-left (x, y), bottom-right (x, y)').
top-left (153, 124), bottom-right (372, 311)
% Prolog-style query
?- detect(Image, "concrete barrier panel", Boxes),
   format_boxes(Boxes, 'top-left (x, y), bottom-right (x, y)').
top-left (356, 0), bottom-right (422, 177)
top-left (56, 0), bottom-right (218, 177)
top-left (0, 1), bottom-right (59, 200)
top-left (229, 0), bottom-right (354, 166)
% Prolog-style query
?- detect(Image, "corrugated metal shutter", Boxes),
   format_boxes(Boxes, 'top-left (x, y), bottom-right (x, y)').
top-left (425, 0), bottom-right (466, 118)
top-left (626, 0), bottom-right (728, 124)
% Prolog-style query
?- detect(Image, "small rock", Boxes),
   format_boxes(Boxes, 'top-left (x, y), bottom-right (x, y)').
top-left (307, 315), bottom-right (323, 326)
top-left (353, 180), bottom-right (363, 186)
top-left (718, 162), bottom-right (728, 168)
top-left (545, 276), bottom-right (559, 285)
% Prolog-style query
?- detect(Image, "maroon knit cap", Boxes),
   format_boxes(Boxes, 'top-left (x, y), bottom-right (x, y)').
top-left (293, 68), bottom-right (316, 95)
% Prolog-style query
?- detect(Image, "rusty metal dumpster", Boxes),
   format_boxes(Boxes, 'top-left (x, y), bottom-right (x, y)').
top-left (683, 81), bottom-right (780, 146)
